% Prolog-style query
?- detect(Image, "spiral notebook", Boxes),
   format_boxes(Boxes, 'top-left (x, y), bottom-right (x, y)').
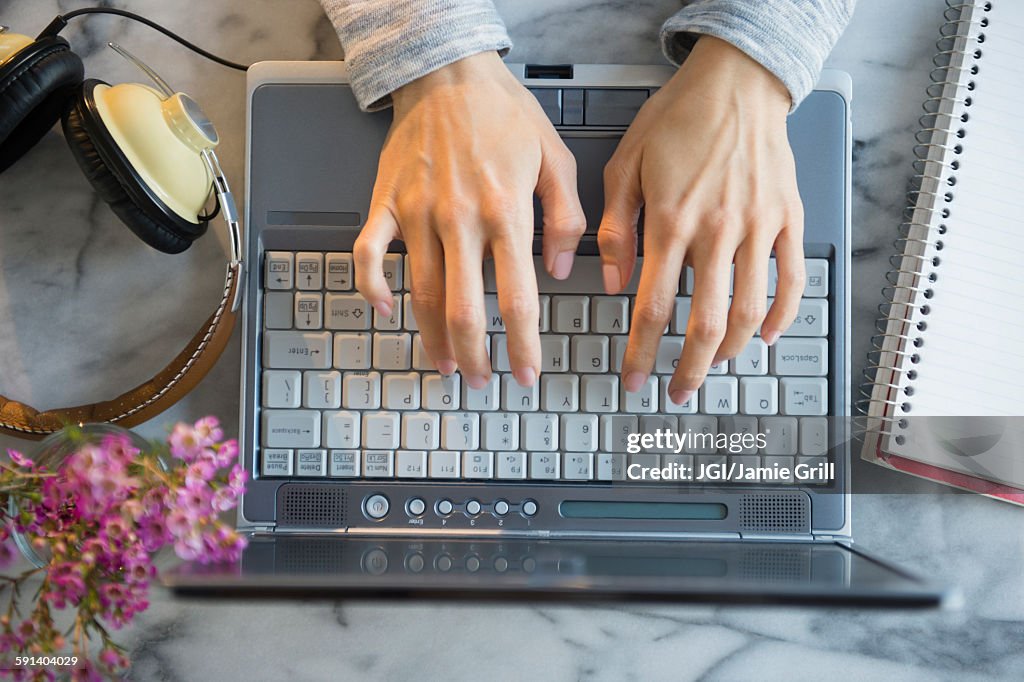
top-left (860, 0), bottom-right (1024, 505)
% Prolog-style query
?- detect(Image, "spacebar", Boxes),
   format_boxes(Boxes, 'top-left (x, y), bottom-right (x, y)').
top-left (484, 256), bottom-right (642, 294)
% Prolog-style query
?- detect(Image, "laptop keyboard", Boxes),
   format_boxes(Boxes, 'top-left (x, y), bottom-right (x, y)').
top-left (258, 250), bottom-right (831, 484)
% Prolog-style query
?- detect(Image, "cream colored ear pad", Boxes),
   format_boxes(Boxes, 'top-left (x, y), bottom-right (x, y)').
top-left (0, 32), bottom-right (34, 65)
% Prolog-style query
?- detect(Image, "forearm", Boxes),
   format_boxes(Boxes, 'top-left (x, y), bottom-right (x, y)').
top-left (318, 0), bottom-right (512, 111)
top-left (661, 0), bottom-right (856, 110)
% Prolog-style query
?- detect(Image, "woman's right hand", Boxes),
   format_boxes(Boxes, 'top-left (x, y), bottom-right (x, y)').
top-left (354, 51), bottom-right (586, 389)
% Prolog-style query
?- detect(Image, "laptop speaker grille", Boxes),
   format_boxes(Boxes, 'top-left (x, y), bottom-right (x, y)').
top-left (736, 493), bottom-right (809, 534)
top-left (277, 484), bottom-right (347, 528)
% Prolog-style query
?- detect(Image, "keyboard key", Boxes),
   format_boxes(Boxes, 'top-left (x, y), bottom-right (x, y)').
top-left (733, 338), bottom-right (768, 375)
top-left (264, 331), bottom-right (331, 369)
top-left (679, 416), bottom-right (717, 453)
top-left (423, 373), bottom-right (460, 410)
top-left (610, 336), bottom-right (627, 372)
top-left (529, 452), bottom-right (560, 479)
top-left (596, 453), bottom-right (626, 481)
top-left (342, 371), bottom-right (381, 409)
top-left (640, 415), bottom-right (678, 453)
top-left (660, 376), bottom-right (696, 414)
top-left (540, 335), bottom-right (569, 373)
top-left (262, 370), bottom-right (301, 408)
top-left (482, 412), bottom-right (519, 450)
top-left (363, 450), bottom-right (394, 477)
top-left (325, 253), bottom-right (353, 290)
top-left (264, 291), bottom-right (293, 329)
top-left (491, 334), bottom-right (511, 372)
top-left (781, 377), bottom-right (828, 415)
top-left (363, 412), bottom-right (400, 449)
top-left (671, 297), bottom-right (691, 334)
top-left (782, 299), bottom-right (828, 337)
top-left (740, 377), bottom-right (778, 415)
top-left (334, 332), bottom-right (371, 370)
top-left (411, 334), bottom-right (434, 371)
top-left (522, 413), bottom-right (559, 451)
top-left (772, 338), bottom-right (827, 376)
top-left (329, 450), bottom-right (360, 477)
top-left (804, 259), bottom-right (829, 297)
top-left (323, 410), bottom-right (360, 448)
top-left (581, 375), bottom-right (619, 413)
top-left (463, 451), bottom-right (494, 479)
top-left (374, 294), bottom-right (402, 330)
top-left (764, 456), bottom-right (795, 483)
top-left (429, 450), bottom-right (460, 478)
top-left (402, 412), bottom-right (440, 450)
top-left (382, 253), bottom-right (404, 291)
top-left (564, 453), bottom-right (594, 480)
top-left (600, 415), bottom-right (637, 452)
top-left (502, 374), bottom-right (539, 411)
top-left (655, 336), bottom-right (684, 374)
top-left (303, 370), bottom-right (341, 409)
top-left (552, 296), bottom-right (589, 333)
top-left (442, 412), bottom-right (480, 450)
top-left (541, 374), bottom-right (579, 412)
top-left (295, 252), bottom-right (324, 290)
top-left (497, 451), bottom-right (527, 479)
top-left (296, 449), bottom-right (327, 476)
top-left (800, 417), bottom-right (829, 456)
top-left (326, 293), bottom-right (371, 330)
top-left (622, 376), bottom-right (658, 413)
top-left (403, 293), bottom-right (418, 331)
top-left (463, 374), bottom-right (500, 411)
top-left (539, 295), bottom-right (551, 332)
top-left (592, 296), bottom-right (629, 333)
top-left (261, 448), bottom-right (293, 476)
top-left (571, 335), bottom-right (609, 373)
top-left (294, 292), bottom-right (323, 330)
top-left (694, 454), bottom-right (726, 481)
top-left (372, 333), bottom-right (412, 370)
top-left (701, 376), bottom-right (738, 415)
top-left (396, 450), bottom-right (428, 478)
top-left (262, 409), bottom-right (321, 448)
top-left (264, 251), bottom-right (294, 290)
top-left (382, 372), bottom-right (420, 409)
top-left (561, 413), bottom-right (599, 452)
top-left (760, 417), bottom-right (798, 455)
top-left (484, 256), bottom-right (641, 295)
top-left (484, 295), bottom-right (505, 332)
top-left (718, 416), bottom-right (759, 455)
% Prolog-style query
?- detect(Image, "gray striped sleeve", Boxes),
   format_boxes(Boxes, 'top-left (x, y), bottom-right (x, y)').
top-left (318, 0), bottom-right (512, 111)
top-left (661, 0), bottom-right (856, 109)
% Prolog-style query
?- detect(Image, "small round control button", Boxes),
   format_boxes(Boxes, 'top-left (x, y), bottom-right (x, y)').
top-left (361, 548), bottom-right (389, 574)
top-left (522, 500), bottom-right (538, 517)
top-left (493, 500), bottom-right (510, 516)
top-left (364, 494), bottom-right (390, 520)
top-left (436, 554), bottom-right (453, 572)
top-left (466, 499), bottom-right (482, 515)
top-left (437, 499), bottom-right (454, 515)
top-left (407, 497), bottom-right (426, 516)
top-left (405, 553), bottom-right (425, 573)
top-left (494, 557), bottom-right (509, 573)
top-left (466, 555), bottom-right (481, 572)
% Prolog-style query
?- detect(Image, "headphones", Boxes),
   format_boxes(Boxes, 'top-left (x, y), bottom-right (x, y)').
top-left (0, 11), bottom-right (246, 439)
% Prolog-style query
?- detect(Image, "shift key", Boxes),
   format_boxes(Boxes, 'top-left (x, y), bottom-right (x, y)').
top-left (264, 331), bottom-right (331, 369)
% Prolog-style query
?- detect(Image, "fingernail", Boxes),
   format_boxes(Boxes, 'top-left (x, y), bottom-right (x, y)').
top-left (551, 251), bottom-right (575, 280)
top-left (623, 371), bottom-right (646, 393)
top-left (465, 374), bottom-right (489, 390)
top-left (437, 359), bottom-right (457, 376)
top-left (763, 330), bottom-right (780, 346)
top-left (513, 367), bottom-right (537, 387)
top-left (669, 389), bottom-right (694, 406)
top-left (373, 300), bottom-right (392, 318)
top-left (602, 264), bottom-right (621, 293)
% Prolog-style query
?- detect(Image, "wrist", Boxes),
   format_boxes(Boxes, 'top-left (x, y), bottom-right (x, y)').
top-left (676, 35), bottom-right (791, 115)
top-left (393, 51), bottom-right (508, 111)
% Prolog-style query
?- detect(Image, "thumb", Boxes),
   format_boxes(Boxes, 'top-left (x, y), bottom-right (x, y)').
top-left (353, 204), bottom-right (401, 317)
top-left (536, 140), bottom-right (586, 280)
top-left (597, 155), bottom-right (642, 294)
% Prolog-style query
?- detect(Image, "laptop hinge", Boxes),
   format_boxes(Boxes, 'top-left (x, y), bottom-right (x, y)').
top-left (738, 532), bottom-right (815, 542)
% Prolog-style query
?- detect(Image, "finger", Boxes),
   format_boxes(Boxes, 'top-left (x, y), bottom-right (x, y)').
top-left (491, 232), bottom-right (541, 386)
top-left (622, 220), bottom-right (684, 392)
top-left (715, 238), bottom-right (769, 362)
top-left (407, 232), bottom-right (456, 375)
top-left (353, 205), bottom-right (400, 318)
top-left (537, 138), bottom-right (586, 280)
top-left (762, 224), bottom-right (806, 345)
top-left (669, 247), bottom-right (733, 404)
top-left (443, 235), bottom-right (491, 389)
top-left (597, 152), bottom-right (642, 294)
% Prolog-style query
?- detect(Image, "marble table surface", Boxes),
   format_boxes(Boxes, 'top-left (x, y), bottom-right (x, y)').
top-left (1, 0), bottom-right (1022, 679)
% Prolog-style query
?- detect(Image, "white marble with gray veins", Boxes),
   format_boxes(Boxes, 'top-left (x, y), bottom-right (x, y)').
top-left (1, 0), bottom-right (1022, 679)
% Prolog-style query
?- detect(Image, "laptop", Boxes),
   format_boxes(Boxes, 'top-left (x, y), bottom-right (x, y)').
top-left (166, 62), bottom-right (951, 606)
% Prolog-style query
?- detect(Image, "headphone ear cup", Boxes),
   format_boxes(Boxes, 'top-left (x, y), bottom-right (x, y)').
top-left (62, 82), bottom-right (201, 254)
top-left (0, 37), bottom-right (84, 173)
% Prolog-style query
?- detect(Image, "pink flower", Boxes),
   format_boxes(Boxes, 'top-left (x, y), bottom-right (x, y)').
top-left (6, 450), bottom-right (34, 468)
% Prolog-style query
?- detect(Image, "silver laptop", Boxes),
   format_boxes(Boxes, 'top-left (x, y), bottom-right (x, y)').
top-left (166, 62), bottom-right (949, 605)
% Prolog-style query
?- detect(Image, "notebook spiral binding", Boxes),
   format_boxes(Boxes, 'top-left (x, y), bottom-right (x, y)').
top-left (856, 0), bottom-right (991, 441)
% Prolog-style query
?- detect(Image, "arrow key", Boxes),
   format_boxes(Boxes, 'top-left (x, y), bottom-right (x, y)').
top-left (296, 252), bottom-right (324, 290)
top-left (294, 292), bottom-right (323, 330)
